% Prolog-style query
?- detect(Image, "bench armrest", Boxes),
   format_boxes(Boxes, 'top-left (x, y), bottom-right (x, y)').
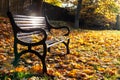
top-left (50, 26), bottom-right (70, 36)
top-left (45, 16), bottom-right (70, 36)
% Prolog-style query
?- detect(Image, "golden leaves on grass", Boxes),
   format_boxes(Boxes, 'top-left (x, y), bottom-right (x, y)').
top-left (1, 19), bottom-right (120, 80)
top-left (0, 17), bottom-right (12, 38)
top-left (67, 30), bottom-right (120, 79)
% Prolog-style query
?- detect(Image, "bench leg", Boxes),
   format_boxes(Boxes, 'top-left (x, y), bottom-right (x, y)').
top-left (13, 56), bottom-right (19, 67)
top-left (63, 39), bottom-right (70, 54)
top-left (41, 58), bottom-right (47, 73)
top-left (12, 41), bottom-right (19, 66)
top-left (66, 39), bottom-right (70, 54)
top-left (48, 47), bottom-right (50, 52)
top-left (13, 41), bottom-right (48, 73)
top-left (42, 43), bottom-right (47, 73)
top-left (12, 41), bottom-right (28, 66)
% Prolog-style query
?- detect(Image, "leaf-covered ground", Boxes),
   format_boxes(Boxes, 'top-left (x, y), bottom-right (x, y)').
top-left (1, 18), bottom-right (120, 80)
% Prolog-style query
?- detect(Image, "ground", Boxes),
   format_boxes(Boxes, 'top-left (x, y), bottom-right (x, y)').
top-left (1, 18), bottom-right (120, 79)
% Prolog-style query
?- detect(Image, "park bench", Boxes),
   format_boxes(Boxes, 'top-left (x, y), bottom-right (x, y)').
top-left (7, 1), bottom-right (70, 73)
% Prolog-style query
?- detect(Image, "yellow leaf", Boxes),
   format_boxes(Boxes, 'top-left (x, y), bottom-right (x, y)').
top-left (83, 69), bottom-right (94, 75)
top-left (15, 66), bottom-right (26, 72)
top-left (31, 64), bottom-right (42, 73)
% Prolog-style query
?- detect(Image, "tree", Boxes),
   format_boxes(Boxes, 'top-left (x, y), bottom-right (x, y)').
top-left (30, 0), bottom-right (43, 15)
top-left (95, 0), bottom-right (120, 20)
top-left (0, 0), bottom-right (8, 16)
top-left (45, 0), bottom-right (62, 7)
top-left (74, 0), bottom-right (83, 28)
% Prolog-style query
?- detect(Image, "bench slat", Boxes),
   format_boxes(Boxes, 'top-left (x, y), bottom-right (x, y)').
top-left (15, 21), bottom-right (45, 24)
top-left (46, 39), bottom-right (65, 48)
top-left (14, 15), bottom-right (46, 30)
top-left (17, 31), bottom-right (40, 37)
top-left (14, 15), bottom-right (44, 19)
top-left (14, 18), bottom-right (45, 21)
top-left (14, 18), bottom-right (45, 20)
top-left (16, 24), bottom-right (46, 26)
top-left (19, 38), bottom-right (32, 43)
top-left (20, 27), bottom-right (46, 30)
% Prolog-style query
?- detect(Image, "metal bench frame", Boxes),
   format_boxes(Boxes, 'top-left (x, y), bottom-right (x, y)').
top-left (7, 0), bottom-right (70, 73)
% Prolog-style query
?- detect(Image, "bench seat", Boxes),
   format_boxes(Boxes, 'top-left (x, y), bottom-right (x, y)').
top-left (17, 31), bottom-right (68, 48)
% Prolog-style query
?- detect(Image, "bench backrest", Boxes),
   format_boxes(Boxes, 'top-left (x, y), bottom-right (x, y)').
top-left (13, 15), bottom-right (47, 30)
top-left (7, 0), bottom-right (50, 35)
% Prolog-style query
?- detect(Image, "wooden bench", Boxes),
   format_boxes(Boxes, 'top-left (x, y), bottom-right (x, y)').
top-left (7, 2), bottom-right (70, 73)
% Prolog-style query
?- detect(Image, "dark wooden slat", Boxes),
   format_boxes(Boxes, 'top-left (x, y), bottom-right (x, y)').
top-left (17, 31), bottom-right (40, 37)
top-left (18, 38), bottom-right (32, 43)
top-left (14, 18), bottom-right (45, 21)
top-left (20, 27), bottom-right (46, 30)
top-left (14, 15), bottom-right (44, 19)
top-left (46, 39), bottom-right (65, 48)
top-left (17, 24), bottom-right (46, 26)
top-left (18, 35), bottom-right (32, 39)
top-left (15, 21), bottom-right (45, 24)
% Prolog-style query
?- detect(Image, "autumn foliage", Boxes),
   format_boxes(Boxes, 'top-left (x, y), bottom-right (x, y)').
top-left (1, 18), bottom-right (120, 79)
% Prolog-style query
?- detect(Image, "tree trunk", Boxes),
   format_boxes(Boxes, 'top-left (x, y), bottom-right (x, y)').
top-left (0, 0), bottom-right (8, 16)
top-left (74, 0), bottom-right (83, 28)
top-left (31, 0), bottom-right (43, 16)
top-left (116, 14), bottom-right (120, 30)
